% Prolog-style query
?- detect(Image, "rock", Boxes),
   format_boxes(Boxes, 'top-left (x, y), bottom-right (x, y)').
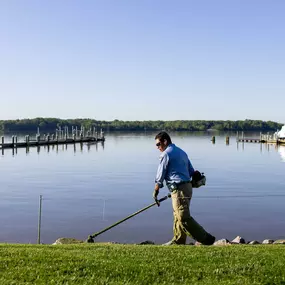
top-left (213, 239), bottom-right (231, 246)
top-left (231, 236), bottom-right (246, 244)
top-left (52, 237), bottom-right (84, 245)
top-left (138, 240), bottom-right (155, 245)
top-left (262, 239), bottom-right (274, 244)
top-left (273, 239), bottom-right (285, 244)
top-left (248, 240), bottom-right (260, 245)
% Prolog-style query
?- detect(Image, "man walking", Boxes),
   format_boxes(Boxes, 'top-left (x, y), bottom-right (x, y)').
top-left (153, 131), bottom-right (215, 245)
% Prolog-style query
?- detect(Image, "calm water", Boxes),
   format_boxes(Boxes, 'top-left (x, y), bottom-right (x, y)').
top-left (1, 132), bottom-right (285, 244)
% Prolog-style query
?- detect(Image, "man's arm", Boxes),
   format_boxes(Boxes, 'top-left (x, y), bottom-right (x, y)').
top-left (155, 154), bottom-right (169, 188)
top-left (153, 154), bottom-right (169, 199)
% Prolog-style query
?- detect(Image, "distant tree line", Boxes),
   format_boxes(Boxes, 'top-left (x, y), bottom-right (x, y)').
top-left (0, 118), bottom-right (283, 133)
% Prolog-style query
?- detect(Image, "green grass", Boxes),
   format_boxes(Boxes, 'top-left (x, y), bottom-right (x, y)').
top-left (1, 244), bottom-right (285, 285)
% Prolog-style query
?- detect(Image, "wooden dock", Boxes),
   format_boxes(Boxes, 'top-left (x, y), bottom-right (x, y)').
top-left (237, 138), bottom-right (263, 143)
top-left (0, 126), bottom-right (105, 149)
top-left (236, 131), bottom-right (285, 145)
top-left (0, 137), bottom-right (104, 149)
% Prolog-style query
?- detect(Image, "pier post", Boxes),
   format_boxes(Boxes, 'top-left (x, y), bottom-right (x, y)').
top-left (236, 131), bottom-right (239, 142)
top-left (242, 131), bottom-right (244, 140)
top-left (37, 195), bottom-right (43, 244)
top-left (26, 135), bottom-right (30, 146)
top-left (211, 136), bottom-right (215, 144)
top-left (47, 135), bottom-right (50, 143)
top-left (12, 136), bottom-right (15, 147)
top-left (15, 136), bottom-right (17, 146)
top-left (1, 136), bottom-right (4, 147)
top-left (56, 134), bottom-right (59, 143)
top-left (226, 136), bottom-right (229, 144)
top-left (65, 132), bottom-right (68, 142)
top-left (73, 133), bottom-right (76, 142)
top-left (37, 135), bottom-right (40, 144)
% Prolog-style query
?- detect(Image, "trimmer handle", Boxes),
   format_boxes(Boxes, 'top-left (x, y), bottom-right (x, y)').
top-left (154, 198), bottom-right (160, 207)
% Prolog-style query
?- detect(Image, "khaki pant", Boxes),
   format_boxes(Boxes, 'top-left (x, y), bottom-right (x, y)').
top-left (171, 183), bottom-right (210, 244)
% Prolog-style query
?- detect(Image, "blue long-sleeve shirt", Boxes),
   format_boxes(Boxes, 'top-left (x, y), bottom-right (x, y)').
top-left (155, 143), bottom-right (195, 188)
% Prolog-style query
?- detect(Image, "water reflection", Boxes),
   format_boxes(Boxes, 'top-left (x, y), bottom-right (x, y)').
top-left (278, 145), bottom-right (285, 162)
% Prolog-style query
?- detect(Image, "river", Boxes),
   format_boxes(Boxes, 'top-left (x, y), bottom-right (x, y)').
top-left (0, 131), bottom-right (284, 244)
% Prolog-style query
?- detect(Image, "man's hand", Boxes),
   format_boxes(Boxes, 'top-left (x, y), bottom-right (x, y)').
top-left (153, 184), bottom-right (160, 206)
top-left (153, 189), bottom-right (159, 200)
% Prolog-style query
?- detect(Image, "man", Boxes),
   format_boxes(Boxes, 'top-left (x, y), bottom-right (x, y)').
top-left (153, 131), bottom-right (215, 245)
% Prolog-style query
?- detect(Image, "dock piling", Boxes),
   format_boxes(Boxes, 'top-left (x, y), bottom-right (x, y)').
top-left (37, 195), bottom-right (43, 244)
top-left (26, 135), bottom-right (30, 146)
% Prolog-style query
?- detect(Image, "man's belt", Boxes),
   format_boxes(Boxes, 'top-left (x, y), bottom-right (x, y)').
top-left (167, 181), bottom-right (191, 192)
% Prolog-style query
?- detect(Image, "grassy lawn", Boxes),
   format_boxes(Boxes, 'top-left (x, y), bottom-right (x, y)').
top-left (1, 243), bottom-right (285, 285)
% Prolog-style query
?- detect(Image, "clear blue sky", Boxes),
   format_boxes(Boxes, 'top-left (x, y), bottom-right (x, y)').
top-left (0, 0), bottom-right (284, 123)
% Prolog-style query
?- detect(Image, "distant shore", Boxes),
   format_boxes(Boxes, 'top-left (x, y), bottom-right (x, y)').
top-left (0, 118), bottom-right (283, 133)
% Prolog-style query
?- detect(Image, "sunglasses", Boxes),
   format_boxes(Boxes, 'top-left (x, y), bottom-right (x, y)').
top-left (156, 142), bottom-right (161, 147)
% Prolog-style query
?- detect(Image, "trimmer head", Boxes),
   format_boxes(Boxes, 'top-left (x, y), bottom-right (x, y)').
top-left (86, 235), bottom-right (95, 243)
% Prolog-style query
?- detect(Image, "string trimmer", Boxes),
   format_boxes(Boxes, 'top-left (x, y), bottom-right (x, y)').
top-left (86, 193), bottom-right (171, 243)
